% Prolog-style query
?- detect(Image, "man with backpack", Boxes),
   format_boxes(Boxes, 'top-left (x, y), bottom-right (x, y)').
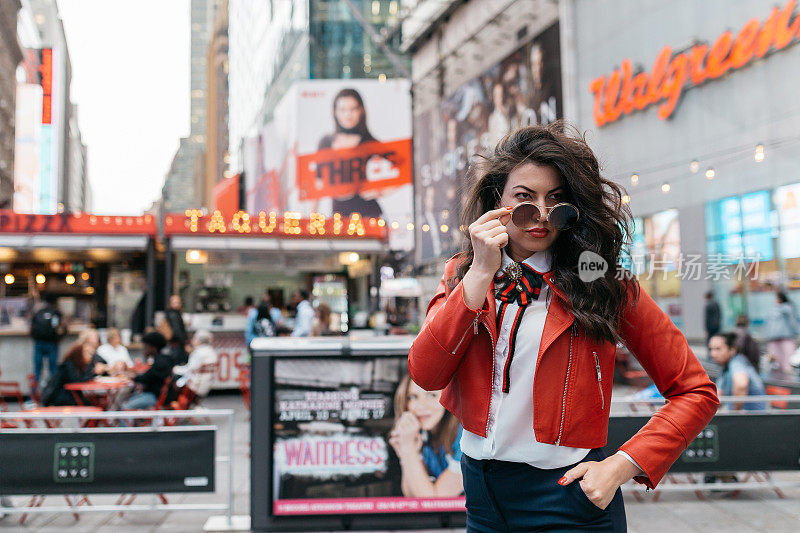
top-left (29, 293), bottom-right (66, 386)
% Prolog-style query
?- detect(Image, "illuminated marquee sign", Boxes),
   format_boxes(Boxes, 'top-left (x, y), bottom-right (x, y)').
top-left (40, 48), bottom-right (52, 125)
top-left (0, 210), bottom-right (156, 234)
top-left (164, 210), bottom-right (388, 239)
top-left (589, 0), bottom-right (800, 126)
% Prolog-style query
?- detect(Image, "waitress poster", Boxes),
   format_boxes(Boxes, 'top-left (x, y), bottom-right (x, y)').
top-left (271, 356), bottom-right (466, 516)
top-left (244, 79), bottom-right (413, 251)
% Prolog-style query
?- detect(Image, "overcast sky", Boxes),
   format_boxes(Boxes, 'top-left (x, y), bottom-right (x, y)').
top-left (57, 0), bottom-right (190, 215)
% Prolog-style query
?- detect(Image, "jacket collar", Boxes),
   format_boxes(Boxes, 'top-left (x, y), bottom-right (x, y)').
top-left (497, 248), bottom-right (552, 277)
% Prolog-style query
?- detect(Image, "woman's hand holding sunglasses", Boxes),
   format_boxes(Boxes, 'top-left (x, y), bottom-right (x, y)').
top-left (469, 207), bottom-right (513, 277)
top-left (461, 207), bottom-right (513, 310)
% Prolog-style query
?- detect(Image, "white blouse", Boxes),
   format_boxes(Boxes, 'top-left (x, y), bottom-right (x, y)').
top-left (460, 249), bottom-right (592, 468)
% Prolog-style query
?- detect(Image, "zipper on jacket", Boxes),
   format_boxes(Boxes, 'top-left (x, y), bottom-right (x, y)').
top-left (555, 323), bottom-right (576, 445)
top-left (593, 350), bottom-right (604, 410)
top-left (482, 321), bottom-right (496, 437)
top-left (452, 311), bottom-right (482, 355)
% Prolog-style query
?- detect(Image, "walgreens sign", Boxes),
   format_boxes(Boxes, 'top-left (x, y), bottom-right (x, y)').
top-left (589, 1), bottom-right (800, 126)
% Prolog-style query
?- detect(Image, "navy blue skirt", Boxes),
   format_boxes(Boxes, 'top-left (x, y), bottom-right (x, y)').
top-left (461, 448), bottom-right (627, 532)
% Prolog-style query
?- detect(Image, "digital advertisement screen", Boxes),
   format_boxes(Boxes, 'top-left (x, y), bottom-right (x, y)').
top-left (271, 356), bottom-right (465, 516)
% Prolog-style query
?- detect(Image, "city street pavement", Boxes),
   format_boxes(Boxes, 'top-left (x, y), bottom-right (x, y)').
top-left (1, 391), bottom-right (798, 532)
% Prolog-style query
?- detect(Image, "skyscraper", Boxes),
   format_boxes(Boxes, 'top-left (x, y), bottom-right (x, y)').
top-left (203, 0), bottom-right (229, 209)
top-left (162, 0), bottom-right (213, 212)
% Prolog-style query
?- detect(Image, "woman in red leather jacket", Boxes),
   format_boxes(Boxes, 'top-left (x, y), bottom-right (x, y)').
top-left (408, 123), bottom-right (718, 532)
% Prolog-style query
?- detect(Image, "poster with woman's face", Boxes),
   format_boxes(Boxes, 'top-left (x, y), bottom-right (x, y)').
top-left (244, 79), bottom-right (414, 251)
top-left (414, 23), bottom-right (562, 263)
top-left (271, 356), bottom-right (465, 516)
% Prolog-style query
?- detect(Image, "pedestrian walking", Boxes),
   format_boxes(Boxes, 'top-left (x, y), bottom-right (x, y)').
top-left (290, 290), bottom-right (315, 337)
top-left (765, 290), bottom-right (799, 374)
top-left (704, 291), bottom-right (721, 343)
top-left (29, 293), bottom-right (66, 388)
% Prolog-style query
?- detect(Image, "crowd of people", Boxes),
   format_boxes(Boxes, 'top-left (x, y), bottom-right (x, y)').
top-left (704, 289), bottom-right (800, 378)
top-left (242, 288), bottom-right (338, 351)
top-left (29, 293), bottom-right (217, 413)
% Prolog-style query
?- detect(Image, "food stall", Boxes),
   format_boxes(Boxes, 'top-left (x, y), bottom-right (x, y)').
top-left (0, 210), bottom-right (157, 391)
top-left (162, 210), bottom-right (388, 389)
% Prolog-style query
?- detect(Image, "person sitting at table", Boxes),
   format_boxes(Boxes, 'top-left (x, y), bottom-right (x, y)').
top-left (173, 329), bottom-right (217, 399)
top-left (709, 332), bottom-right (767, 411)
top-left (41, 339), bottom-right (102, 406)
top-left (120, 331), bottom-right (175, 410)
top-left (97, 328), bottom-right (132, 373)
top-left (75, 328), bottom-right (110, 374)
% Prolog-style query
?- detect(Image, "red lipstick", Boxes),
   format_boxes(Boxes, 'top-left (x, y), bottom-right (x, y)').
top-left (527, 228), bottom-right (550, 238)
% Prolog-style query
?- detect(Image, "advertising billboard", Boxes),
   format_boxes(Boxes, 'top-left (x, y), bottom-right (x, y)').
top-left (271, 356), bottom-right (465, 516)
top-left (13, 48), bottom-right (59, 214)
top-left (244, 79), bottom-right (413, 250)
top-left (12, 84), bottom-right (43, 213)
top-left (414, 23), bottom-right (562, 263)
top-left (775, 182), bottom-right (800, 259)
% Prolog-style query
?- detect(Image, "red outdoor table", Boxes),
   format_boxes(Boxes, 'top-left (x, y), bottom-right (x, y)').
top-left (131, 362), bottom-right (151, 374)
top-left (64, 379), bottom-right (130, 410)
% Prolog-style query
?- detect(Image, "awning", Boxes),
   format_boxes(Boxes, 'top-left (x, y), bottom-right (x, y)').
top-left (169, 235), bottom-right (386, 253)
top-left (0, 234), bottom-right (150, 250)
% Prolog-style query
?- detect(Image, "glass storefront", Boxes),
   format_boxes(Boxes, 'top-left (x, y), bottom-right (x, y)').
top-left (704, 184), bottom-right (800, 335)
top-left (622, 210), bottom-right (682, 327)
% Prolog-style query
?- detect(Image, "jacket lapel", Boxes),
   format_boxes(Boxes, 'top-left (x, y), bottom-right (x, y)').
top-left (538, 272), bottom-right (575, 358)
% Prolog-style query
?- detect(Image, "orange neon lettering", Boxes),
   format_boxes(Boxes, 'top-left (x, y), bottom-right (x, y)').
top-left (347, 213), bottom-right (365, 236)
top-left (618, 59), bottom-right (635, 114)
top-left (704, 31), bottom-right (734, 79)
top-left (602, 69), bottom-right (623, 122)
top-left (774, 0), bottom-right (800, 49)
top-left (588, 77), bottom-right (607, 126)
top-left (729, 18), bottom-right (760, 68)
top-left (232, 211), bottom-right (251, 233)
top-left (687, 44), bottom-right (709, 84)
top-left (208, 210), bottom-right (226, 233)
top-left (258, 211), bottom-right (277, 233)
top-left (755, 7), bottom-right (779, 58)
top-left (333, 213), bottom-right (344, 235)
top-left (187, 209), bottom-right (202, 232)
top-left (630, 72), bottom-right (649, 110)
top-left (589, 1), bottom-right (799, 126)
top-left (308, 213), bottom-right (326, 235)
top-left (658, 54), bottom-right (688, 120)
top-left (644, 47), bottom-right (672, 105)
top-left (283, 212), bottom-right (301, 235)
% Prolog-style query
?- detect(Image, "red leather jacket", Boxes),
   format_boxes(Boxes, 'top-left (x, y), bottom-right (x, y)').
top-left (408, 257), bottom-right (719, 489)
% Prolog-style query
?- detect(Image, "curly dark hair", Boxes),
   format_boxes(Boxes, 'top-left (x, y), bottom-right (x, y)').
top-left (453, 121), bottom-right (639, 343)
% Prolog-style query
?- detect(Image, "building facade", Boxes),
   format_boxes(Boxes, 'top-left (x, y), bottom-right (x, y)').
top-left (563, 0), bottom-right (800, 341)
top-left (402, 0), bottom-right (560, 279)
top-left (0, 0), bottom-right (22, 209)
top-left (66, 102), bottom-right (88, 212)
top-left (12, 0), bottom-right (84, 214)
top-left (204, 0), bottom-right (229, 209)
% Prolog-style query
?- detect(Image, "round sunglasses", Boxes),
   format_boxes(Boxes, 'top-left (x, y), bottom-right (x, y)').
top-left (510, 201), bottom-right (580, 230)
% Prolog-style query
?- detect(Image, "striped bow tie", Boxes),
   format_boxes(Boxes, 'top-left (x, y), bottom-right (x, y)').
top-left (494, 262), bottom-right (544, 394)
top-left (495, 262), bottom-right (544, 306)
